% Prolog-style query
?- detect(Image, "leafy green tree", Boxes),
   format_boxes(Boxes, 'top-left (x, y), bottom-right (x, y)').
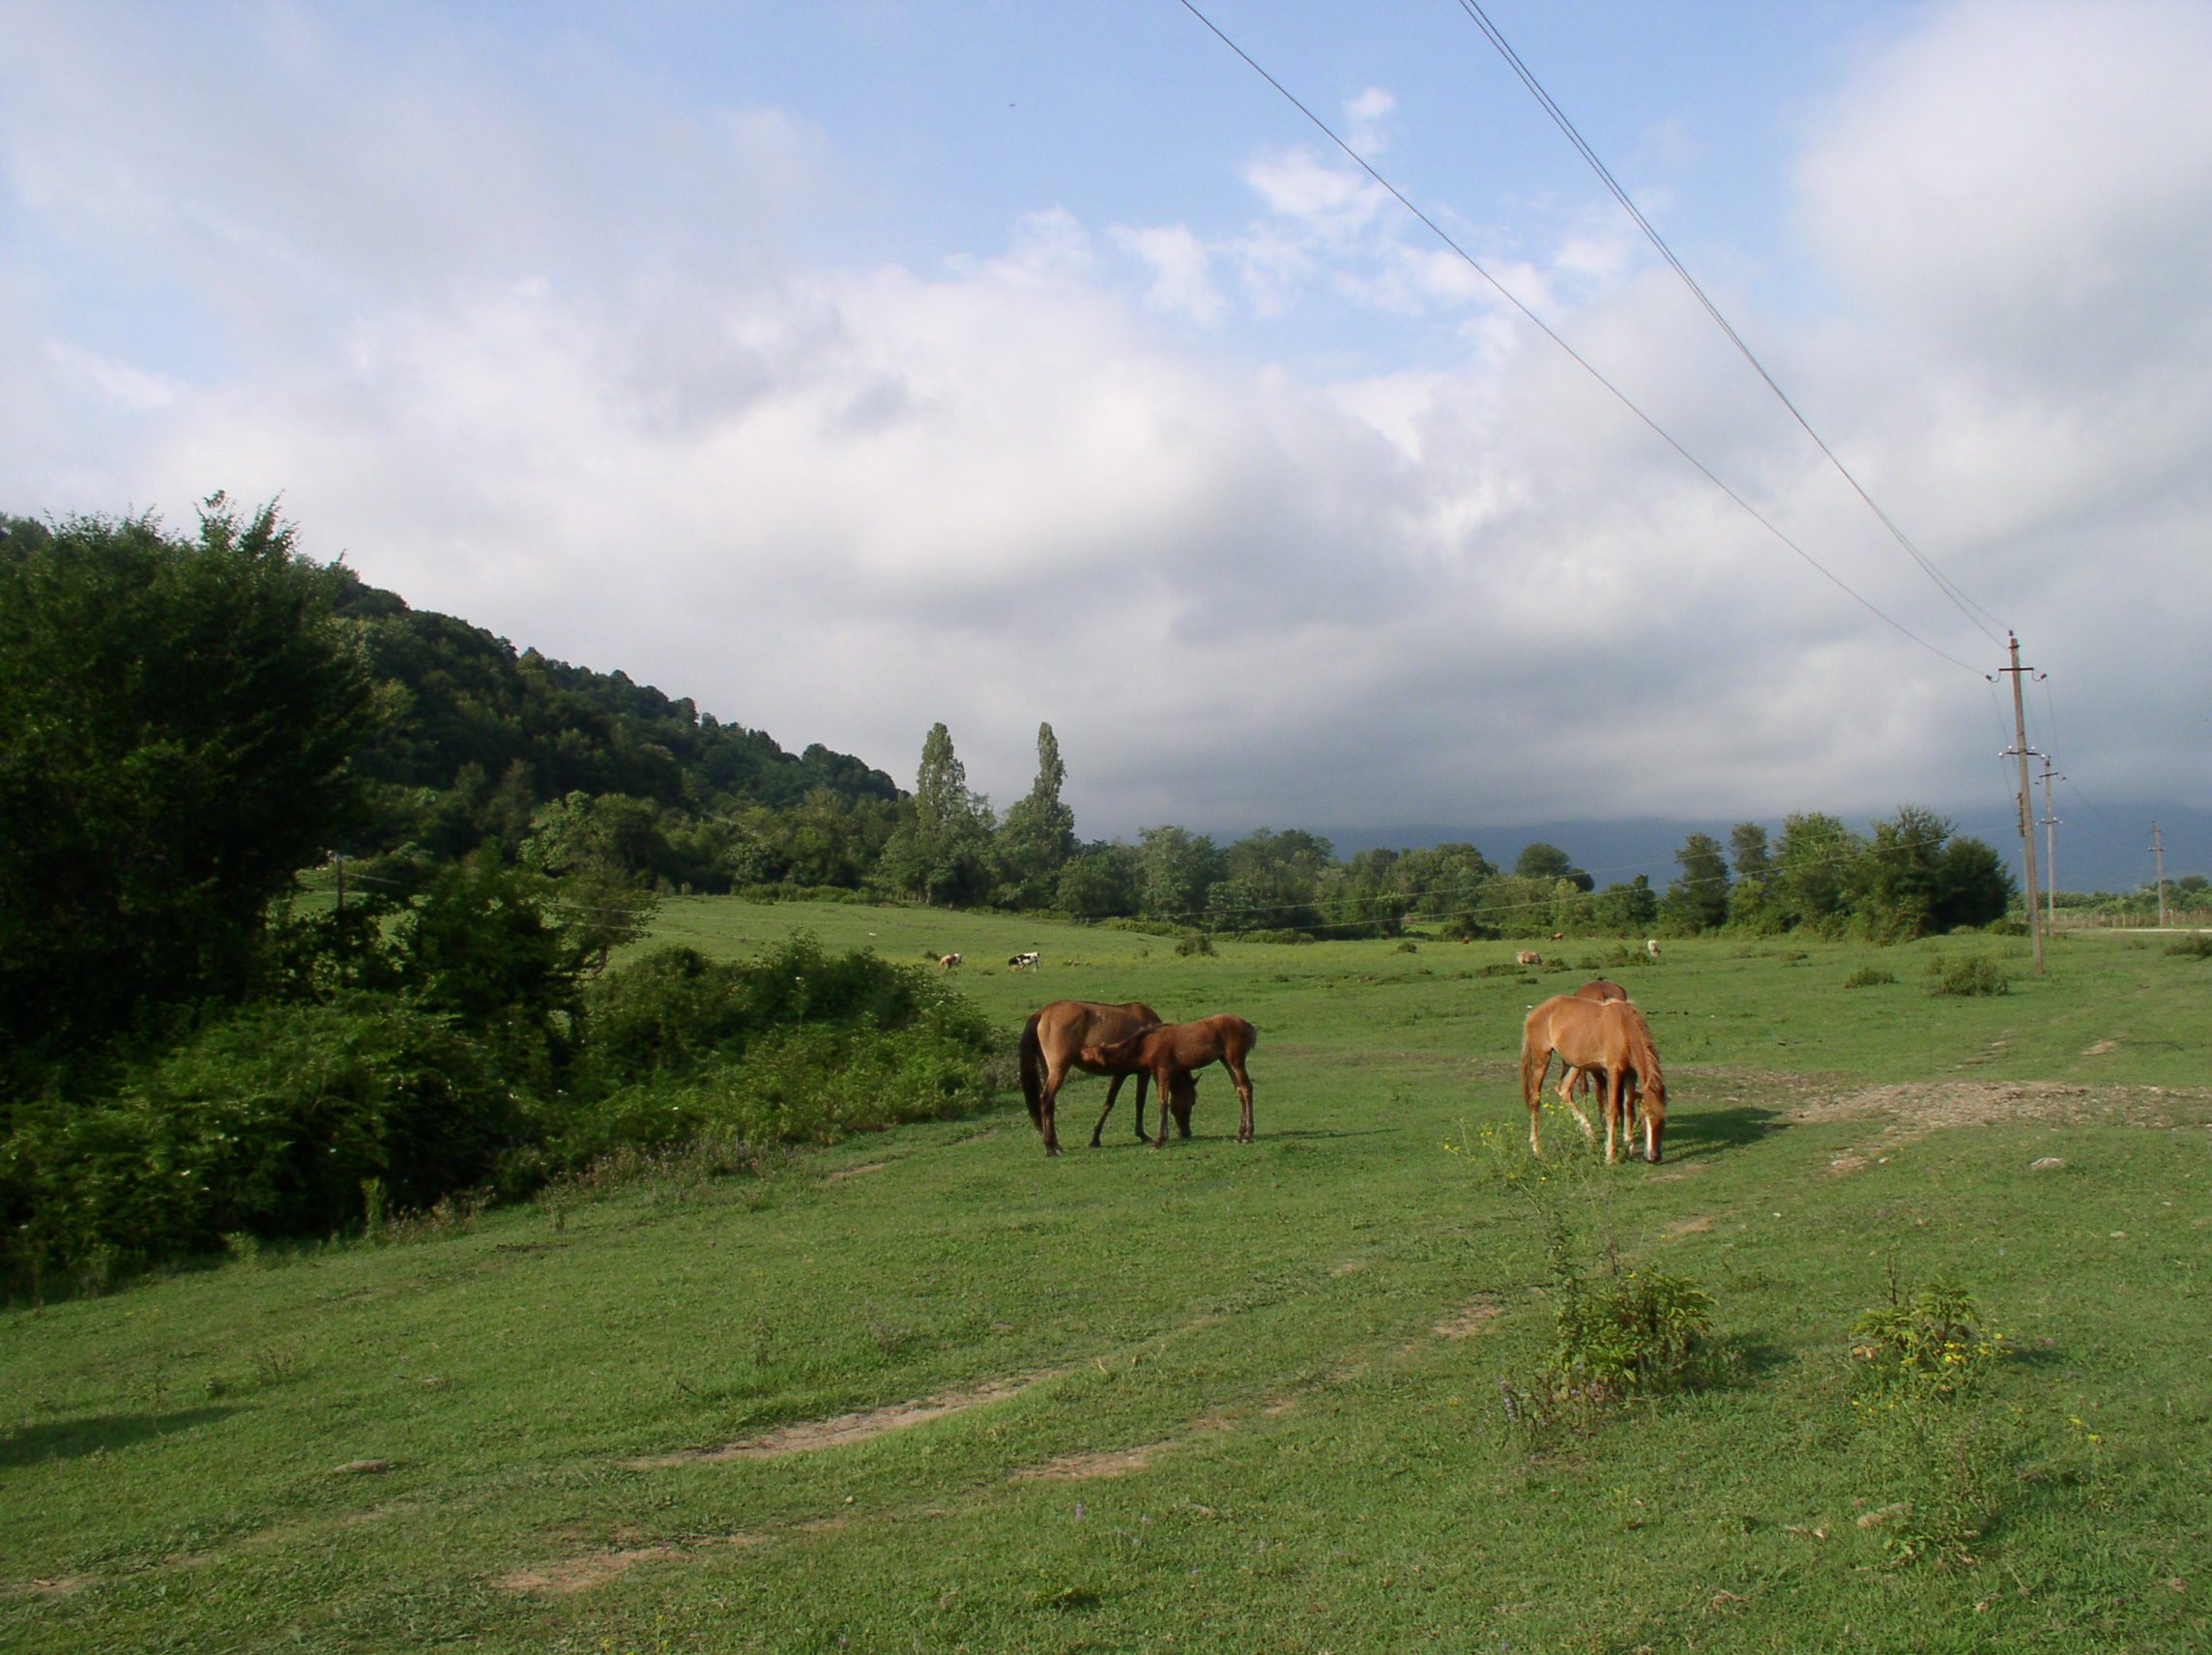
top-left (1933, 835), bottom-right (2016, 931)
top-left (1593, 874), bottom-right (1659, 931)
top-left (0, 500), bottom-right (377, 1058)
top-left (1730, 822), bottom-right (1772, 880)
top-left (996, 722), bottom-right (1078, 909)
top-left (1137, 826), bottom-right (1223, 924)
top-left (1662, 832), bottom-right (1732, 931)
top-left (1775, 812), bottom-right (1864, 934)
top-left (881, 723), bottom-right (995, 905)
top-left (1852, 805), bottom-right (1954, 940)
top-left (1516, 841), bottom-right (1593, 891)
top-left (521, 791), bottom-right (675, 887)
top-left (1055, 841), bottom-right (1142, 919)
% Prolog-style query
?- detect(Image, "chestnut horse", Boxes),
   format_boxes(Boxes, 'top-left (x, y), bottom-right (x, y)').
top-left (1559, 978), bottom-right (1630, 1110)
top-left (1520, 995), bottom-right (1667, 1164)
top-left (1019, 1000), bottom-right (1162, 1156)
top-left (1081, 1015), bottom-right (1258, 1147)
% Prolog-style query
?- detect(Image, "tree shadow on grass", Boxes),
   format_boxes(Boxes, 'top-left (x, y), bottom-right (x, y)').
top-left (0, 1408), bottom-right (237, 1467)
top-left (1663, 1105), bottom-right (1783, 1159)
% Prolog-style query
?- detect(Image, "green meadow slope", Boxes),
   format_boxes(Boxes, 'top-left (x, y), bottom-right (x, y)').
top-left (4, 907), bottom-right (2208, 1654)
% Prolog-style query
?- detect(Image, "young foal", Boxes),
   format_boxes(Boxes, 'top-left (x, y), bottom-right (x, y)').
top-left (1520, 996), bottom-right (1668, 1163)
top-left (1081, 1015), bottom-right (1258, 1147)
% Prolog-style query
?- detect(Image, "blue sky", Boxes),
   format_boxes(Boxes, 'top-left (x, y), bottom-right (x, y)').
top-left (5, 1), bottom-right (2208, 875)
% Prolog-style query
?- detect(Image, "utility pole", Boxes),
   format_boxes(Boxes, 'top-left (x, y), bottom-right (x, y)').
top-left (1997, 633), bottom-right (2046, 973)
top-left (2152, 821), bottom-right (2168, 928)
top-left (2038, 757), bottom-right (2061, 934)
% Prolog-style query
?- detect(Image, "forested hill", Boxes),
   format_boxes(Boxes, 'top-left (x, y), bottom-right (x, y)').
top-left (328, 567), bottom-right (897, 858)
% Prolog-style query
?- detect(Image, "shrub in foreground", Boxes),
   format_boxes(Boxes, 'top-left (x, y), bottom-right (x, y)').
top-left (2, 999), bottom-right (518, 1291)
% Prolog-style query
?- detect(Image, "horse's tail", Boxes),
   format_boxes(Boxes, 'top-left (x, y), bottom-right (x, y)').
top-left (1019, 1012), bottom-right (1046, 1130)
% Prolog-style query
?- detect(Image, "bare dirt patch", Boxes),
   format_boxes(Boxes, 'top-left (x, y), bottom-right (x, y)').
top-left (498, 1534), bottom-right (767, 1596)
top-left (1665, 1216), bottom-right (1714, 1235)
top-left (1014, 1444), bottom-right (1171, 1481)
top-left (627, 1373), bottom-right (1054, 1469)
top-left (825, 1161), bottom-right (889, 1181)
top-left (1788, 1082), bottom-right (2212, 1136)
top-left (1432, 1298), bottom-right (1505, 1338)
top-left (3, 1576), bottom-right (91, 1598)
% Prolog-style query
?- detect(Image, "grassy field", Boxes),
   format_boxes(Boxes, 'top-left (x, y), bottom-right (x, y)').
top-left (4, 903), bottom-right (2209, 1653)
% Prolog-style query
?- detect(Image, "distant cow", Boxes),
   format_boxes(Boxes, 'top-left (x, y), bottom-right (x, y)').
top-left (938, 953), bottom-right (963, 970)
top-left (1645, 939), bottom-right (1663, 960)
top-left (1008, 951), bottom-right (1041, 972)
top-left (1516, 950), bottom-right (1542, 967)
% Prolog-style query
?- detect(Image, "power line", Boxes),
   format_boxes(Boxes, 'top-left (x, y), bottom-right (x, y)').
top-left (1448, 0), bottom-right (2007, 648)
top-left (1176, 0), bottom-right (1981, 675)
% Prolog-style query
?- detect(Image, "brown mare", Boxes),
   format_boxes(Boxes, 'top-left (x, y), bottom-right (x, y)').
top-left (1081, 1015), bottom-right (1258, 1147)
top-left (1520, 995), bottom-right (1668, 1164)
top-left (1019, 1000), bottom-right (1163, 1156)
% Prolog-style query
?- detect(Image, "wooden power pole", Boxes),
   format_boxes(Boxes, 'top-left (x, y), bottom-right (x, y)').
top-left (1999, 634), bottom-right (2046, 973)
top-left (2038, 757), bottom-right (2061, 934)
top-left (2152, 821), bottom-right (2168, 928)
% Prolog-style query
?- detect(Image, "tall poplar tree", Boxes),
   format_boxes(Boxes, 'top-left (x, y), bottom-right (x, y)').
top-left (882, 723), bottom-right (994, 905)
top-left (996, 722), bottom-right (1078, 909)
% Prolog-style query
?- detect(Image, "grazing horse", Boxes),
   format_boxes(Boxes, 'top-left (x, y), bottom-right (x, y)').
top-left (1081, 1015), bottom-right (1258, 1147)
top-left (1007, 951), bottom-right (1041, 972)
top-left (1558, 978), bottom-right (1631, 1111)
top-left (1520, 995), bottom-right (1668, 1164)
top-left (938, 953), bottom-right (963, 970)
top-left (1019, 1000), bottom-right (1162, 1156)
top-left (1516, 950), bottom-right (1543, 967)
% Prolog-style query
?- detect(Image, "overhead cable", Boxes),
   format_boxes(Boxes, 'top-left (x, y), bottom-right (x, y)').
top-left (1176, 0), bottom-right (1980, 675)
top-left (1450, 0), bottom-right (2006, 647)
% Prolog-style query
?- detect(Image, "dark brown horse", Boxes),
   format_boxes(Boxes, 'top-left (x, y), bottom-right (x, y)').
top-left (1520, 995), bottom-right (1667, 1164)
top-left (1019, 1000), bottom-right (1162, 1155)
top-left (1081, 1015), bottom-right (1258, 1147)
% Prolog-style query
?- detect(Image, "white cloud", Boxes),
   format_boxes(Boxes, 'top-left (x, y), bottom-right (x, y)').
top-left (1, 0), bottom-right (2208, 844)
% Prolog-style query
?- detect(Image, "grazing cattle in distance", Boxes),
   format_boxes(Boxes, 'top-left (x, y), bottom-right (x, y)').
top-left (1520, 995), bottom-right (1668, 1164)
top-left (1516, 950), bottom-right (1542, 967)
top-left (1551, 932), bottom-right (1565, 941)
top-left (938, 953), bottom-right (963, 970)
top-left (1646, 939), bottom-right (1663, 960)
top-left (1020, 1000), bottom-right (1163, 1155)
top-left (1008, 951), bottom-right (1041, 972)
top-left (1081, 1015), bottom-right (1259, 1147)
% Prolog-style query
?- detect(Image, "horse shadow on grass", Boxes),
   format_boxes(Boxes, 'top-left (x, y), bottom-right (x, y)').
top-left (1663, 1104), bottom-right (1784, 1161)
top-left (0, 1407), bottom-right (236, 1467)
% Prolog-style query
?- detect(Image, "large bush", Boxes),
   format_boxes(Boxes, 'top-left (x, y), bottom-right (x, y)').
top-left (2, 1000), bottom-right (519, 1288)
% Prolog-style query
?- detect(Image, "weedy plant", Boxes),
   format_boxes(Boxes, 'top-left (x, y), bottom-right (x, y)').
top-left (1448, 1118), bottom-right (1718, 1448)
top-left (1925, 953), bottom-right (2010, 997)
top-left (1843, 966), bottom-right (1897, 988)
top-left (2164, 931), bottom-right (2212, 959)
top-left (1847, 1265), bottom-right (2013, 1566)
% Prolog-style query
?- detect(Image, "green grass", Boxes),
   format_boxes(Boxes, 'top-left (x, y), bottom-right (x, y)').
top-left (5, 905), bottom-right (2209, 1652)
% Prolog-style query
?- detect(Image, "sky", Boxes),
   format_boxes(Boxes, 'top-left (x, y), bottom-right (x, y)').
top-left (4, 0), bottom-right (2209, 880)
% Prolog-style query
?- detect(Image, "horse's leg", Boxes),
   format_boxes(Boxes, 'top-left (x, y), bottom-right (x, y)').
top-left (1602, 1067), bottom-right (1620, 1165)
top-left (1150, 1063), bottom-right (1177, 1147)
top-left (1225, 1054), bottom-right (1254, 1143)
top-left (1558, 1064), bottom-right (1597, 1147)
top-left (1134, 1069), bottom-right (1153, 1143)
top-left (1090, 1073), bottom-right (1124, 1148)
top-left (1038, 1055), bottom-right (1068, 1156)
